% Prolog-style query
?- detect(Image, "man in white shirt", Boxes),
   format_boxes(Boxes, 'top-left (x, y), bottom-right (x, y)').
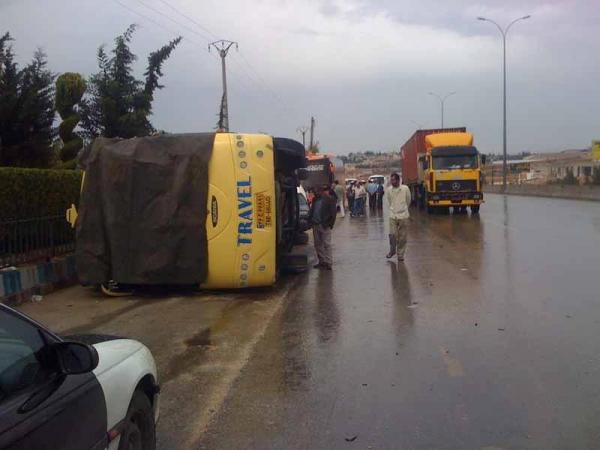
top-left (386, 173), bottom-right (412, 261)
top-left (352, 182), bottom-right (367, 217)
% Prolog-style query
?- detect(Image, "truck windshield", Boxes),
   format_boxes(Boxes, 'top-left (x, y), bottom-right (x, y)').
top-left (432, 155), bottom-right (478, 170)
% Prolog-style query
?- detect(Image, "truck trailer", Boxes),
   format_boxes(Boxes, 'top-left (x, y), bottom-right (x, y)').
top-left (67, 132), bottom-right (307, 294)
top-left (400, 128), bottom-right (485, 214)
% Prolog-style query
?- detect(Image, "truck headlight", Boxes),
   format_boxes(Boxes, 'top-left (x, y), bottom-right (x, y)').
top-left (432, 195), bottom-right (440, 200)
top-left (472, 194), bottom-right (481, 199)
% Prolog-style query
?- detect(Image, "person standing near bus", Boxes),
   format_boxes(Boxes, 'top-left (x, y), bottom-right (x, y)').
top-left (309, 185), bottom-right (337, 270)
top-left (386, 173), bottom-right (411, 261)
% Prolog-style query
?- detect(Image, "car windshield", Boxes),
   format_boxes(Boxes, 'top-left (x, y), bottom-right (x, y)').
top-left (432, 155), bottom-right (478, 170)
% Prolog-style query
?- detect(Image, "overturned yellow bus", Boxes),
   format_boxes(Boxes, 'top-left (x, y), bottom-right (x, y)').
top-left (68, 132), bottom-right (307, 294)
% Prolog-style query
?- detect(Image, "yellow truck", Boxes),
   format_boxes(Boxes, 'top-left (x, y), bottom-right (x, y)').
top-left (67, 132), bottom-right (308, 295)
top-left (401, 128), bottom-right (485, 214)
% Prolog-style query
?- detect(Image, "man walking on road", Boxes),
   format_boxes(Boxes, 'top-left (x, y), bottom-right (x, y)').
top-left (309, 185), bottom-right (337, 270)
top-left (334, 180), bottom-right (346, 218)
top-left (386, 173), bottom-right (411, 261)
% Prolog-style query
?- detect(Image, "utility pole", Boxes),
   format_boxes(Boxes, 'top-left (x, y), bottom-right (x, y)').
top-left (428, 91), bottom-right (456, 128)
top-left (308, 116), bottom-right (315, 152)
top-left (477, 15), bottom-right (531, 192)
top-left (208, 40), bottom-right (238, 131)
top-left (297, 126), bottom-right (308, 149)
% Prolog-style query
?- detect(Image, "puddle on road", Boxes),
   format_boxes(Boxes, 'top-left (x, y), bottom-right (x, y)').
top-left (163, 327), bottom-right (214, 383)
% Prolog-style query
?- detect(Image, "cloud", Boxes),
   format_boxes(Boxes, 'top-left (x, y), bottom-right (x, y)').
top-left (1, 0), bottom-right (598, 154)
top-left (184, 0), bottom-right (503, 85)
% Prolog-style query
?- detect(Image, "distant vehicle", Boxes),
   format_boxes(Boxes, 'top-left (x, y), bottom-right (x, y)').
top-left (302, 154), bottom-right (334, 191)
top-left (401, 128), bottom-right (484, 214)
top-left (0, 303), bottom-right (159, 450)
top-left (368, 174), bottom-right (386, 185)
top-left (345, 178), bottom-right (357, 186)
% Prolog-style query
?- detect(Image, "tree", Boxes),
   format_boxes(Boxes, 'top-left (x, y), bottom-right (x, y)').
top-left (308, 142), bottom-right (320, 154)
top-left (0, 32), bottom-right (56, 167)
top-left (55, 72), bottom-right (86, 165)
top-left (80, 25), bottom-right (181, 140)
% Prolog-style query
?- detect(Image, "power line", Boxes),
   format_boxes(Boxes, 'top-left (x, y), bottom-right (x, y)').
top-left (132, 0), bottom-right (213, 42)
top-left (109, 0), bottom-right (301, 130)
top-left (155, 0), bottom-right (219, 40)
top-left (110, 0), bottom-right (202, 46)
top-left (109, 0), bottom-right (252, 94)
top-left (132, 0), bottom-right (294, 117)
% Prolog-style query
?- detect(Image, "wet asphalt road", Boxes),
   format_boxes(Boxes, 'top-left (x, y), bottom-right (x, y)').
top-left (199, 194), bottom-right (600, 450)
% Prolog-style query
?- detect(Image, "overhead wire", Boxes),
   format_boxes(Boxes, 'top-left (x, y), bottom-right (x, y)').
top-left (131, 0), bottom-right (213, 42)
top-left (155, 0), bottom-right (219, 40)
top-left (110, 0), bottom-right (304, 129)
top-left (109, 0), bottom-right (252, 93)
top-left (129, 0), bottom-right (299, 117)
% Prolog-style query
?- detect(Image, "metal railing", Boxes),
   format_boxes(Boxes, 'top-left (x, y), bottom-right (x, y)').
top-left (0, 215), bottom-right (75, 267)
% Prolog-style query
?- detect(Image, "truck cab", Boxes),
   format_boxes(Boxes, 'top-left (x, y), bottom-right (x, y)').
top-left (416, 132), bottom-right (484, 213)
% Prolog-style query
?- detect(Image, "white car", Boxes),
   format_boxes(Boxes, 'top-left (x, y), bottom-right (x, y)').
top-left (0, 303), bottom-right (159, 450)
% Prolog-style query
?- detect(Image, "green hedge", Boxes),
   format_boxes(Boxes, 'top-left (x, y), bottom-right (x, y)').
top-left (0, 168), bottom-right (82, 220)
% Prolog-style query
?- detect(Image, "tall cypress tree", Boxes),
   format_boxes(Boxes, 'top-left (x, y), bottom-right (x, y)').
top-left (80, 25), bottom-right (182, 140)
top-left (0, 32), bottom-right (56, 167)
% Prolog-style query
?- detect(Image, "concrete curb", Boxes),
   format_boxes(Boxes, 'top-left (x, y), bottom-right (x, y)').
top-left (484, 184), bottom-right (600, 202)
top-left (1, 254), bottom-right (77, 306)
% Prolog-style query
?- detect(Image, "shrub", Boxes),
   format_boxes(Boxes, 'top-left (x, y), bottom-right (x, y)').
top-left (592, 167), bottom-right (600, 186)
top-left (0, 168), bottom-right (82, 220)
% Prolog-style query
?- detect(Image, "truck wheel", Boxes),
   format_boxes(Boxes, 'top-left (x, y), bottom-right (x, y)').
top-left (471, 205), bottom-right (480, 214)
top-left (424, 192), bottom-right (434, 214)
top-left (417, 186), bottom-right (425, 210)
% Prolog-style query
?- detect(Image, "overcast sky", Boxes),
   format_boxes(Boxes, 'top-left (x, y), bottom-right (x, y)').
top-left (1, 0), bottom-right (598, 155)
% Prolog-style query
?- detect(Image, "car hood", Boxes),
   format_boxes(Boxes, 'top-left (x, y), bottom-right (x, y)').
top-left (91, 338), bottom-right (145, 377)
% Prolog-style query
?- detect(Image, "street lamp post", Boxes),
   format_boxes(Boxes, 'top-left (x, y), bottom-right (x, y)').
top-left (428, 91), bottom-right (456, 128)
top-left (477, 15), bottom-right (531, 192)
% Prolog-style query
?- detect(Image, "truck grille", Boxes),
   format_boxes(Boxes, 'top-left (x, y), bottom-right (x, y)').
top-left (436, 180), bottom-right (477, 192)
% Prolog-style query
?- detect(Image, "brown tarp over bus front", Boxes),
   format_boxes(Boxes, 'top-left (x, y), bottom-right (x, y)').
top-left (76, 133), bottom-right (215, 285)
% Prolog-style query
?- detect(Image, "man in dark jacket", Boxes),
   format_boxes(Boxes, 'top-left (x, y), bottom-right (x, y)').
top-left (309, 185), bottom-right (337, 270)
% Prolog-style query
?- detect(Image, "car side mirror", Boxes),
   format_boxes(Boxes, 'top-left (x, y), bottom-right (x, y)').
top-left (481, 154), bottom-right (487, 165)
top-left (297, 168), bottom-right (308, 181)
top-left (53, 341), bottom-right (99, 375)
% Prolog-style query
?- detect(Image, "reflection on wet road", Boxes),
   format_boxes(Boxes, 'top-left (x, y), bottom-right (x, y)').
top-left (199, 194), bottom-right (600, 450)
